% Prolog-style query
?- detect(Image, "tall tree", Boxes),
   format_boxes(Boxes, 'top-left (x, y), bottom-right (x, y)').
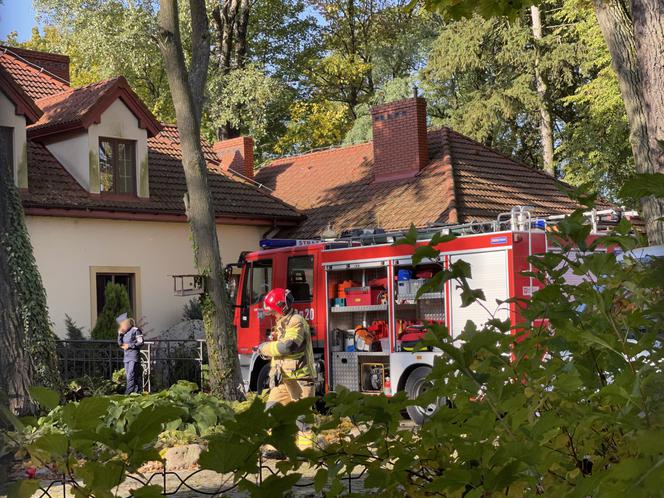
top-left (530, 4), bottom-right (555, 174)
top-left (156, 0), bottom-right (244, 400)
top-left (31, 0), bottom-right (175, 121)
top-left (422, 0), bottom-right (664, 244)
top-left (0, 130), bottom-right (59, 416)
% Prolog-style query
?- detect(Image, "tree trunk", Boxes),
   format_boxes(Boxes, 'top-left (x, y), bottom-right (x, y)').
top-left (0, 131), bottom-right (38, 417)
top-left (157, 0), bottom-right (245, 400)
top-left (631, 0), bottom-right (664, 244)
top-left (233, 0), bottom-right (250, 68)
top-left (530, 5), bottom-right (555, 175)
top-left (593, 0), bottom-right (664, 244)
top-left (211, 0), bottom-right (247, 141)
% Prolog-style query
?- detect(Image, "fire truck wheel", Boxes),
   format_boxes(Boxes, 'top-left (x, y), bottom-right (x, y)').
top-left (255, 363), bottom-right (271, 394)
top-left (404, 366), bottom-right (439, 425)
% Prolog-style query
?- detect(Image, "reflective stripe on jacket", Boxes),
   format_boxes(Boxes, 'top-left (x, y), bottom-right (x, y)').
top-left (262, 311), bottom-right (315, 380)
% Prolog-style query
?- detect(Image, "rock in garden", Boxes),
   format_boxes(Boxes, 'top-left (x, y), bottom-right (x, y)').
top-left (163, 444), bottom-right (204, 471)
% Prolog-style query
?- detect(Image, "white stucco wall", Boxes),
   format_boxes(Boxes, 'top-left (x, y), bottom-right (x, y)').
top-left (44, 99), bottom-right (150, 196)
top-left (45, 131), bottom-right (90, 189)
top-left (0, 90), bottom-right (29, 188)
top-left (25, 216), bottom-right (264, 338)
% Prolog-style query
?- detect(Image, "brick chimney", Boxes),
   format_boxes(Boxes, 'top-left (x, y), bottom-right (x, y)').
top-left (371, 96), bottom-right (428, 182)
top-left (212, 136), bottom-right (254, 179)
top-left (4, 46), bottom-right (70, 83)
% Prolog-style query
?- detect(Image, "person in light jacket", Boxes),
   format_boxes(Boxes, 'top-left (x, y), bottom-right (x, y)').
top-left (116, 313), bottom-right (144, 394)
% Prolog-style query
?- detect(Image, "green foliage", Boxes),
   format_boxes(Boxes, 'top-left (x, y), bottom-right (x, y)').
top-left (181, 297), bottom-right (203, 321)
top-left (64, 314), bottom-right (86, 340)
top-left (0, 139), bottom-right (60, 390)
top-left (91, 283), bottom-right (131, 340)
top-left (620, 173), bottom-right (664, 202)
top-left (275, 100), bottom-right (352, 154)
top-left (8, 187), bottom-right (661, 496)
top-left (62, 375), bottom-right (123, 402)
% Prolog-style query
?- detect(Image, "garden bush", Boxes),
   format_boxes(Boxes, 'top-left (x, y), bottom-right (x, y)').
top-left (2, 204), bottom-right (663, 497)
top-left (91, 283), bottom-right (131, 340)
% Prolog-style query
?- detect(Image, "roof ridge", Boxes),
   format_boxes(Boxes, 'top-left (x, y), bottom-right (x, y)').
top-left (0, 46), bottom-right (70, 87)
top-left (262, 140), bottom-right (373, 167)
top-left (34, 76), bottom-right (122, 105)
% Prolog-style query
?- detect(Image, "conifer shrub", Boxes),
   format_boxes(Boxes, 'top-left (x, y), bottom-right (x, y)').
top-left (90, 283), bottom-right (132, 340)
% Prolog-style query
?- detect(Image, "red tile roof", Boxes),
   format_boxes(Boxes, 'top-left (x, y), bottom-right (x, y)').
top-left (0, 46), bottom-right (301, 223)
top-left (0, 47), bottom-right (69, 100)
top-left (22, 125), bottom-right (302, 222)
top-left (255, 128), bottom-right (591, 238)
top-left (29, 76), bottom-right (162, 138)
top-left (0, 63), bottom-right (42, 123)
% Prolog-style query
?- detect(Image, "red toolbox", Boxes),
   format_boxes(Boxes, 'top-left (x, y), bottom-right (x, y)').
top-left (345, 286), bottom-right (381, 306)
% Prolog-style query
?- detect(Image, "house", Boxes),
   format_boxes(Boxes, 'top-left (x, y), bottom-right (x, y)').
top-left (0, 46), bottom-right (302, 337)
top-left (254, 96), bottom-right (590, 238)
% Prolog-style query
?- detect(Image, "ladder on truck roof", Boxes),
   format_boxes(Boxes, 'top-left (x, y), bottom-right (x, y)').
top-left (259, 205), bottom-right (639, 249)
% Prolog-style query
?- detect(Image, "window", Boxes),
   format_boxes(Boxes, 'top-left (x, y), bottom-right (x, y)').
top-left (0, 126), bottom-right (14, 177)
top-left (95, 272), bottom-right (136, 315)
top-left (99, 138), bottom-right (136, 194)
top-left (249, 260), bottom-right (272, 305)
top-left (288, 256), bottom-right (314, 302)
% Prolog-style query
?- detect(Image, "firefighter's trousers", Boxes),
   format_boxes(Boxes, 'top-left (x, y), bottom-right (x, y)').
top-left (266, 378), bottom-right (315, 450)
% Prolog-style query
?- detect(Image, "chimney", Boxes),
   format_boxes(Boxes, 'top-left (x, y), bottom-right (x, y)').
top-left (371, 96), bottom-right (428, 182)
top-left (212, 136), bottom-right (254, 179)
top-left (4, 46), bottom-right (70, 83)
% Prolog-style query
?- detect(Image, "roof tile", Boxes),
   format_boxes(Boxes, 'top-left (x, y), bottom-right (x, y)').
top-left (0, 49), bottom-right (68, 100)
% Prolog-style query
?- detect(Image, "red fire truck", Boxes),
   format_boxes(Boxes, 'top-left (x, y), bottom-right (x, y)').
top-left (229, 206), bottom-right (623, 423)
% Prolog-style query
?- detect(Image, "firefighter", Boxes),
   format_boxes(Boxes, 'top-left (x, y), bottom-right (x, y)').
top-left (258, 288), bottom-right (316, 452)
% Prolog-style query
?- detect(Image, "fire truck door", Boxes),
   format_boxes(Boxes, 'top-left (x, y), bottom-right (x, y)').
top-left (239, 259), bottom-right (275, 344)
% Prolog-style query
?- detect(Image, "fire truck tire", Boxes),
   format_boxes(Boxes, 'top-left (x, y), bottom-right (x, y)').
top-left (255, 363), bottom-right (271, 394)
top-left (404, 366), bottom-right (439, 425)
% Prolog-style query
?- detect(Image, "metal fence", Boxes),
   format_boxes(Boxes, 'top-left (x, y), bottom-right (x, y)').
top-left (34, 456), bottom-right (367, 497)
top-left (56, 339), bottom-right (207, 393)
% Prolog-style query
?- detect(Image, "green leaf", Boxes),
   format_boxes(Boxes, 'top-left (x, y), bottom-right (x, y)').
top-left (314, 468), bottom-right (328, 492)
top-left (241, 473), bottom-right (303, 498)
top-left (61, 396), bottom-right (111, 431)
top-left (7, 480), bottom-right (41, 498)
top-left (29, 386), bottom-right (60, 410)
top-left (412, 244), bottom-right (439, 265)
top-left (619, 173), bottom-right (664, 201)
top-left (130, 485), bottom-right (164, 498)
top-left (28, 432), bottom-right (69, 462)
top-left (394, 223), bottom-right (418, 246)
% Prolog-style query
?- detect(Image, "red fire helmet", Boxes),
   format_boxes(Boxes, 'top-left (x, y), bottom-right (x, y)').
top-left (263, 288), bottom-right (294, 314)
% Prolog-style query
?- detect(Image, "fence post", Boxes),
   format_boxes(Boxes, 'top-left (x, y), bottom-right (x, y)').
top-left (108, 342), bottom-right (113, 379)
top-left (199, 340), bottom-right (204, 389)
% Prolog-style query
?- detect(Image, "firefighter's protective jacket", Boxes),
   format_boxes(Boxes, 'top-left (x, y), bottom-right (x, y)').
top-left (259, 310), bottom-right (315, 380)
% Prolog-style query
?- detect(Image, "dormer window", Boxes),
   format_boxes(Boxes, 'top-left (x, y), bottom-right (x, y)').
top-left (99, 137), bottom-right (136, 194)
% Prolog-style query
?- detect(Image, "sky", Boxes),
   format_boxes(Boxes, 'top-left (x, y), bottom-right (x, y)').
top-left (0, 0), bottom-right (39, 42)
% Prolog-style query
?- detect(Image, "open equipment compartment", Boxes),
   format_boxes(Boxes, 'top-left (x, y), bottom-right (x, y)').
top-left (391, 257), bottom-right (446, 352)
top-left (325, 260), bottom-right (391, 393)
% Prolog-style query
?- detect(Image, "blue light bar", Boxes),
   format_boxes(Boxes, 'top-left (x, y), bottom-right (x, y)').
top-left (260, 239), bottom-right (321, 249)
